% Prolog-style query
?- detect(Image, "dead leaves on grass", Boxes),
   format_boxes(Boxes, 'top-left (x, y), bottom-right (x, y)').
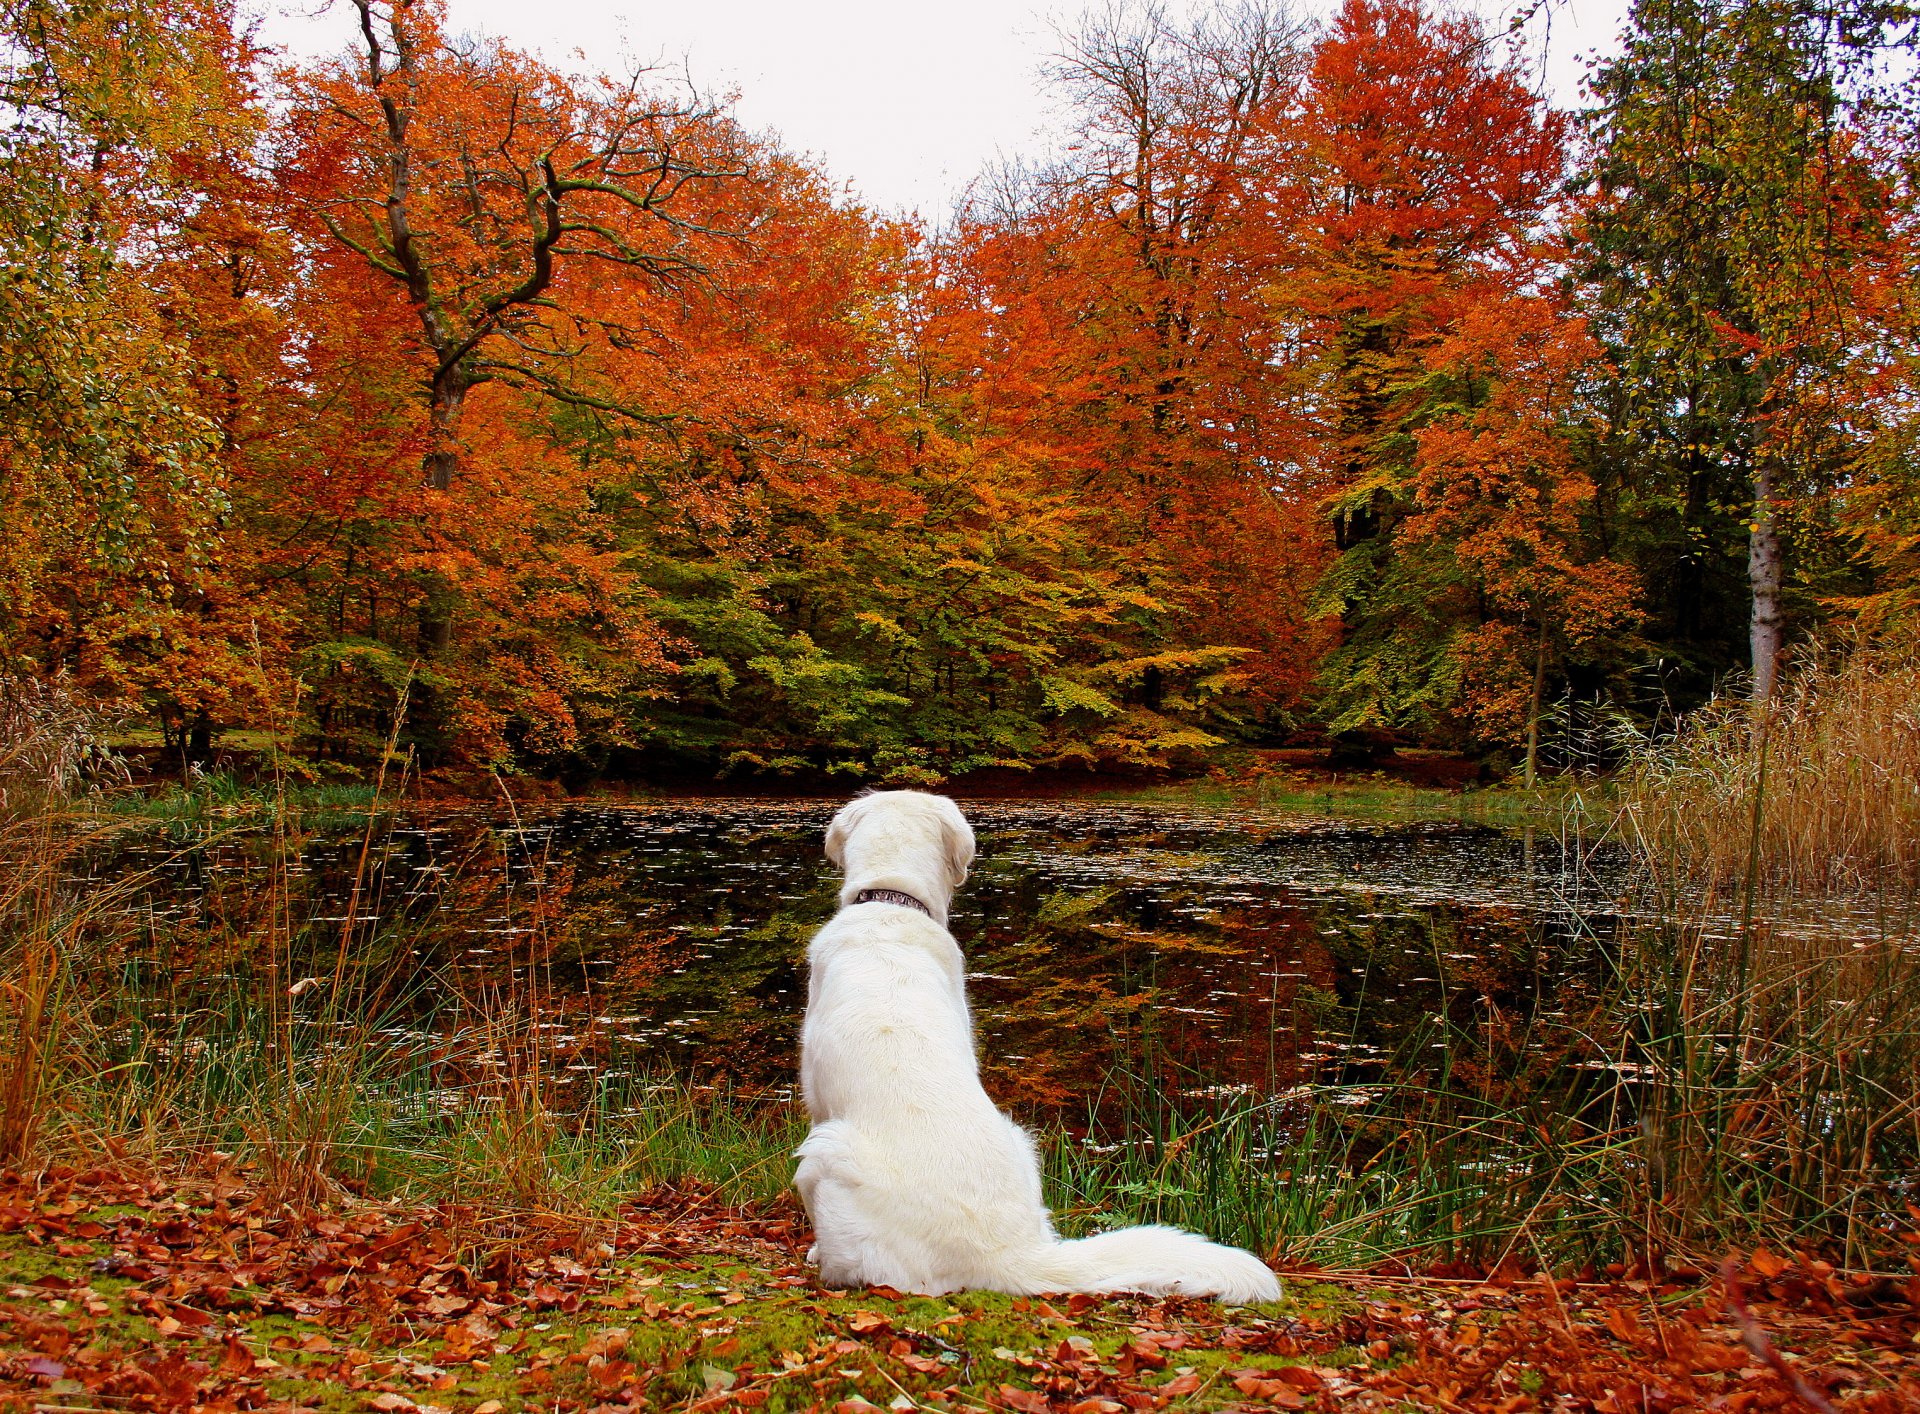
top-left (1, 1166), bottom-right (1916, 1413)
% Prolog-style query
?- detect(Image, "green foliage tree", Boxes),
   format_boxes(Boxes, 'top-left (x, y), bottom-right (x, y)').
top-left (1290, 0), bottom-right (1606, 751)
top-left (1582, 0), bottom-right (1915, 701)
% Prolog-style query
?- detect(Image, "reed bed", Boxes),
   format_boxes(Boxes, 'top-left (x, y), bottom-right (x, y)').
top-left (7, 797), bottom-right (1915, 1269)
top-left (0, 792), bottom-right (803, 1220)
top-left (1040, 885), bottom-right (1920, 1272)
top-left (1615, 633), bottom-right (1920, 892)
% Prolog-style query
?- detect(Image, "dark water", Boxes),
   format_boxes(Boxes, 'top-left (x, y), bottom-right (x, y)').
top-left (92, 798), bottom-right (1647, 1115)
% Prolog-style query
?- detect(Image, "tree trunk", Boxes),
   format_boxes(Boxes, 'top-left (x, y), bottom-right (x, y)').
top-left (417, 373), bottom-right (466, 655)
top-left (1523, 616), bottom-right (1549, 788)
top-left (425, 372), bottom-right (466, 492)
top-left (1748, 454), bottom-right (1785, 703)
top-left (177, 711), bottom-right (214, 780)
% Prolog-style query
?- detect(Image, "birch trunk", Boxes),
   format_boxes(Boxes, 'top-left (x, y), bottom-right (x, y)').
top-left (1748, 454), bottom-right (1785, 704)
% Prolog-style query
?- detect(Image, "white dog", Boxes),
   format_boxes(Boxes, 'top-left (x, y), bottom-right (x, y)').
top-left (793, 790), bottom-right (1280, 1302)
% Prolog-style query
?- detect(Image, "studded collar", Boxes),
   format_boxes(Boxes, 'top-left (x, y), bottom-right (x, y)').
top-left (852, 887), bottom-right (935, 918)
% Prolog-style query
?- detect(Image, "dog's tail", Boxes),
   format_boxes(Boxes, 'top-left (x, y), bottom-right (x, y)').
top-left (1027, 1225), bottom-right (1280, 1303)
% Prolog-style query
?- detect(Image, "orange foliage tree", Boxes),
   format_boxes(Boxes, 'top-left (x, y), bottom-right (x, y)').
top-left (269, 0), bottom-right (762, 761)
top-left (12, 0), bottom-right (1914, 783)
top-left (0, 0), bottom-right (274, 761)
top-left (901, 3), bottom-right (1337, 756)
top-left (1283, 0), bottom-right (1635, 752)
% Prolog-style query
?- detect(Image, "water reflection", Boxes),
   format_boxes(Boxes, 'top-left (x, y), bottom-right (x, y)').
top-left (86, 799), bottom-right (1662, 1118)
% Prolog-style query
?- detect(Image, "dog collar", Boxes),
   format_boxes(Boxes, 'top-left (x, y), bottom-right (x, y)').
top-left (853, 887), bottom-right (935, 918)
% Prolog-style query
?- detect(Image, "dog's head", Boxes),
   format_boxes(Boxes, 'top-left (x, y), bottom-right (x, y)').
top-left (824, 789), bottom-right (975, 892)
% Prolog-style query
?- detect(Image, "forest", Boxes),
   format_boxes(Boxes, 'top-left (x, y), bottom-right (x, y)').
top-left (6, 0), bottom-right (1917, 787)
top-left (5, 6), bottom-right (1920, 1409)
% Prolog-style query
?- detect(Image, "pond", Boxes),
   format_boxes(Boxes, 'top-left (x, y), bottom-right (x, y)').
top-left (91, 796), bottom-right (1640, 1119)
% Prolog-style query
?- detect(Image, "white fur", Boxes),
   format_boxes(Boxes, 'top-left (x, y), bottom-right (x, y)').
top-left (795, 790), bottom-right (1281, 1303)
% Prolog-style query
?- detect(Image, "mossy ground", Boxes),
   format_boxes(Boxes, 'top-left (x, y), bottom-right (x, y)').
top-left (5, 1168), bottom-right (1916, 1413)
top-left (0, 1171), bottom-right (1368, 1413)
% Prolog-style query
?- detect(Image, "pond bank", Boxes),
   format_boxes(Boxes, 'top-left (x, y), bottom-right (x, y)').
top-left (4, 1165), bottom-right (1914, 1413)
top-left (95, 740), bottom-right (1570, 827)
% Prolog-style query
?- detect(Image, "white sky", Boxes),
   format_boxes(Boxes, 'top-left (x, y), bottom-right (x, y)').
top-left (251, 0), bottom-right (1633, 218)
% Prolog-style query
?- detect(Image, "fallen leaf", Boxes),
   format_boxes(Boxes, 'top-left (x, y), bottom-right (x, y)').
top-left (219, 1335), bottom-right (255, 1378)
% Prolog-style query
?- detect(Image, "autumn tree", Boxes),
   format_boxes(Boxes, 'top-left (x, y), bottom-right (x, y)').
top-left (1287, 0), bottom-right (1609, 751)
top-left (892, 1), bottom-right (1338, 760)
top-left (272, 0), bottom-right (761, 759)
top-left (1402, 289), bottom-right (1639, 780)
top-left (1583, 0), bottom-right (1915, 701)
top-left (0, 0), bottom-right (270, 759)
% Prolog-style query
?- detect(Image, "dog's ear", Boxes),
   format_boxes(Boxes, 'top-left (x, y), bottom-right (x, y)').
top-left (934, 796), bottom-right (976, 890)
top-left (824, 794), bottom-right (868, 868)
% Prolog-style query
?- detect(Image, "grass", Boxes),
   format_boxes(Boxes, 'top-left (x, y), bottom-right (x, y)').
top-left (1116, 767), bottom-right (1585, 828)
top-left (1039, 902), bottom-right (1920, 1273)
top-left (100, 771), bottom-right (384, 826)
top-left (19, 855), bottom-right (803, 1217)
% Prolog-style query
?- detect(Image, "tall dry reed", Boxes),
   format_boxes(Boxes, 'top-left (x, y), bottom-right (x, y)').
top-left (1615, 633), bottom-right (1920, 892)
top-left (0, 673), bottom-right (126, 817)
top-left (0, 674), bottom-right (134, 1160)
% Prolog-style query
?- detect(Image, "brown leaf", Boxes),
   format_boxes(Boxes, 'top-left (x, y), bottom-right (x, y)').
top-left (1122, 1340), bottom-right (1167, 1372)
top-left (1605, 1305), bottom-right (1649, 1345)
top-left (588, 1356), bottom-right (635, 1395)
top-left (1231, 1372), bottom-right (1307, 1408)
top-left (218, 1336), bottom-right (255, 1379)
top-left (1750, 1249), bottom-right (1788, 1279)
top-left (846, 1310), bottom-right (891, 1336)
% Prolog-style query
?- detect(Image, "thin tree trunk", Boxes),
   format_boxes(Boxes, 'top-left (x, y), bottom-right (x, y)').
top-left (1748, 454), bottom-right (1785, 703)
top-left (187, 712), bottom-right (213, 765)
top-left (1523, 615), bottom-right (1548, 788)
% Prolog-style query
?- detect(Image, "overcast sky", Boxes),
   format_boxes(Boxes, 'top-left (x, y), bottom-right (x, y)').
top-left (251, 0), bottom-right (1633, 217)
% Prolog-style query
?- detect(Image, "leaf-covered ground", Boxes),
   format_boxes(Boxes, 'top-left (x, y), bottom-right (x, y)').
top-left (1, 1166), bottom-right (1914, 1413)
